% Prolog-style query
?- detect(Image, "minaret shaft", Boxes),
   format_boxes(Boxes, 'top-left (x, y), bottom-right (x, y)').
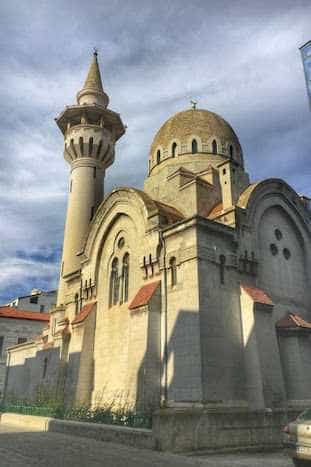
top-left (61, 161), bottom-right (104, 276)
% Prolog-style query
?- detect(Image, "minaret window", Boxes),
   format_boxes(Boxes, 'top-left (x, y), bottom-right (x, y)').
top-left (70, 180), bottom-right (72, 192)
top-left (89, 137), bottom-right (94, 156)
top-left (212, 139), bottom-right (217, 154)
top-left (121, 253), bottom-right (129, 303)
top-left (79, 137), bottom-right (84, 156)
top-left (169, 257), bottom-right (177, 287)
top-left (70, 139), bottom-right (78, 159)
top-left (96, 140), bottom-right (103, 159)
top-left (157, 150), bottom-right (161, 164)
top-left (93, 167), bottom-right (96, 179)
top-left (191, 139), bottom-right (198, 154)
top-left (109, 258), bottom-right (119, 307)
top-left (172, 142), bottom-right (177, 158)
top-left (229, 145), bottom-right (234, 159)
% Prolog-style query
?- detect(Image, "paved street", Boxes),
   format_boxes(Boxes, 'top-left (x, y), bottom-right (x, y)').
top-left (0, 424), bottom-right (293, 467)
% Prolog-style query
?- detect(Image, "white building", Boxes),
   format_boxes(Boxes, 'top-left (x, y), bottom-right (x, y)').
top-left (7, 289), bottom-right (56, 314)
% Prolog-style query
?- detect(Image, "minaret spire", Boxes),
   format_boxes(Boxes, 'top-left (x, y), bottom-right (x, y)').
top-left (77, 51), bottom-right (109, 107)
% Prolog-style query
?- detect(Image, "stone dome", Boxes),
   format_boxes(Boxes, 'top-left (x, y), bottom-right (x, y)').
top-left (149, 108), bottom-right (243, 174)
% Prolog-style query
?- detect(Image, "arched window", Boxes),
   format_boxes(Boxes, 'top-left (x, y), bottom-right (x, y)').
top-left (156, 149), bottom-right (161, 164)
top-left (74, 293), bottom-right (79, 316)
top-left (172, 142), bottom-right (177, 158)
top-left (212, 140), bottom-right (217, 155)
top-left (219, 255), bottom-right (226, 285)
top-left (169, 257), bottom-right (177, 287)
top-left (229, 145), bottom-right (234, 159)
top-left (109, 258), bottom-right (119, 307)
top-left (191, 139), bottom-right (198, 154)
top-left (121, 253), bottom-right (129, 303)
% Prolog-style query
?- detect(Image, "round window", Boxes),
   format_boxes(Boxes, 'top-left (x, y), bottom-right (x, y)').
top-left (274, 229), bottom-right (283, 241)
top-left (283, 248), bottom-right (291, 260)
top-left (270, 244), bottom-right (278, 256)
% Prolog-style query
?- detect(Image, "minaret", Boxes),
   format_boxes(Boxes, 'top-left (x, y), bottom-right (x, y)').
top-left (56, 52), bottom-right (125, 305)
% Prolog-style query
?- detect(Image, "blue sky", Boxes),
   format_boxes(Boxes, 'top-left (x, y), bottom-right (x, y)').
top-left (0, 0), bottom-right (310, 304)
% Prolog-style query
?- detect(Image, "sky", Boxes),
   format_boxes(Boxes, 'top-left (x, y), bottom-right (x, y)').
top-left (0, 0), bottom-right (310, 304)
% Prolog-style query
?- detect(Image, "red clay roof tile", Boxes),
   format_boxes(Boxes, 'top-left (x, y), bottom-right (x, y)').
top-left (0, 306), bottom-right (50, 322)
top-left (207, 202), bottom-right (223, 219)
top-left (71, 302), bottom-right (96, 325)
top-left (241, 285), bottom-right (273, 305)
top-left (276, 313), bottom-right (311, 330)
top-left (129, 281), bottom-right (161, 310)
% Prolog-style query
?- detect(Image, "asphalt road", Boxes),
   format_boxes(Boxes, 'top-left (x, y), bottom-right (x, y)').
top-left (0, 424), bottom-right (293, 467)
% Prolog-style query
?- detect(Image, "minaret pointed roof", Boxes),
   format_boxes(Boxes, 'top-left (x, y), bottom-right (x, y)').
top-left (82, 51), bottom-right (104, 93)
top-left (77, 51), bottom-right (109, 107)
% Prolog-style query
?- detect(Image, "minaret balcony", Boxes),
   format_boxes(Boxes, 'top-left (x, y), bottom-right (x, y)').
top-left (64, 125), bottom-right (114, 167)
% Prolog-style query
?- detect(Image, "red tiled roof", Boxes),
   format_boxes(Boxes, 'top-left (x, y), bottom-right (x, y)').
top-left (241, 285), bottom-right (273, 305)
top-left (207, 202), bottom-right (223, 219)
top-left (0, 306), bottom-right (50, 322)
top-left (71, 302), bottom-right (96, 325)
top-left (276, 313), bottom-right (311, 330)
top-left (129, 281), bottom-right (161, 310)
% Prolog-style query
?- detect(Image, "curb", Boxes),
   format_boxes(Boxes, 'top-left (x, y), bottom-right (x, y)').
top-left (0, 413), bottom-right (155, 450)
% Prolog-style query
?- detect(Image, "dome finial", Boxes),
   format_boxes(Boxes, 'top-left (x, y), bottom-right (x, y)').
top-left (190, 99), bottom-right (197, 110)
top-left (93, 46), bottom-right (98, 58)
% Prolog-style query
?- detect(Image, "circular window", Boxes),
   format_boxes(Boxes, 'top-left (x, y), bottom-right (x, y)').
top-left (117, 237), bottom-right (125, 249)
top-left (283, 248), bottom-right (291, 260)
top-left (270, 244), bottom-right (278, 256)
top-left (274, 229), bottom-right (283, 241)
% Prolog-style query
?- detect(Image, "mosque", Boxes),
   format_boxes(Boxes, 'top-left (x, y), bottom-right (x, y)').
top-left (4, 52), bottom-right (311, 450)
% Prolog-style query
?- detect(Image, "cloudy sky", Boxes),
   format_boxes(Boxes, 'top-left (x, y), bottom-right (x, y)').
top-left (0, 0), bottom-right (310, 304)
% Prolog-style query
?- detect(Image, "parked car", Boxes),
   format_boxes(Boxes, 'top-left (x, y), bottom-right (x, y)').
top-left (283, 408), bottom-right (311, 466)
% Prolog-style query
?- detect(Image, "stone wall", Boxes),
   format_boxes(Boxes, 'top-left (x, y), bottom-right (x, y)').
top-left (0, 318), bottom-right (47, 398)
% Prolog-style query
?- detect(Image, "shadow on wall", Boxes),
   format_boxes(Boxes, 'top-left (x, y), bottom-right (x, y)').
top-left (135, 308), bottom-right (204, 410)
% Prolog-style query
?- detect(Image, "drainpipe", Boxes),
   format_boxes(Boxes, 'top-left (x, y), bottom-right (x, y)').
top-left (159, 230), bottom-right (168, 405)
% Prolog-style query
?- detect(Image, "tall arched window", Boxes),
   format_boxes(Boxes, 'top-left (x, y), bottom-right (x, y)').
top-left (229, 145), bottom-right (234, 159)
top-left (109, 258), bottom-right (119, 307)
top-left (121, 253), bottom-right (129, 303)
top-left (169, 257), bottom-right (177, 287)
top-left (172, 142), bottom-right (177, 158)
top-left (212, 139), bottom-right (217, 155)
top-left (156, 150), bottom-right (161, 164)
top-left (191, 139), bottom-right (198, 154)
top-left (219, 255), bottom-right (226, 285)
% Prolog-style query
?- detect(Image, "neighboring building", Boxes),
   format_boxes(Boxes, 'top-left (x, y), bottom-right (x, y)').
top-left (6, 289), bottom-right (56, 313)
top-left (4, 53), bottom-right (311, 450)
top-left (0, 307), bottom-right (49, 397)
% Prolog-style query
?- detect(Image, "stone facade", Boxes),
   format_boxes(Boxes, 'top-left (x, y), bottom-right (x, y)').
top-left (4, 53), bottom-right (311, 445)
